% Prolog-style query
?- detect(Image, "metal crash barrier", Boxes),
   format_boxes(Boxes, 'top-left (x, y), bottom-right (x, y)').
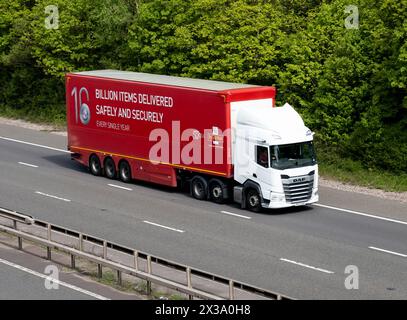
top-left (0, 207), bottom-right (294, 300)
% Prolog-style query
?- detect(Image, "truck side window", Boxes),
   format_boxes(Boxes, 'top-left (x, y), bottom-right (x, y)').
top-left (256, 146), bottom-right (269, 168)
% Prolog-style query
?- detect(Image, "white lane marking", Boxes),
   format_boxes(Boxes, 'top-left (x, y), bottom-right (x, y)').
top-left (35, 191), bottom-right (71, 202)
top-left (221, 211), bottom-right (252, 220)
top-left (315, 203), bottom-right (407, 226)
top-left (0, 136), bottom-right (70, 153)
top-left (18, 162), bottom-right (39, 168)
top-left (0, 257), bottom-right (109, 300)
top-left (108, 184), bottom-right (132, 191)
top-left (368, 246), bottom-right (407, 258)
top-left (280, 258), bottom-right (335, 274)
top-left (143, 220), bottom-right (185, 233)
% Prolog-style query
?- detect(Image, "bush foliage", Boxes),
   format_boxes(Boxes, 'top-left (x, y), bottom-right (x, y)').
top-left (1, 0), bottom-right (406, 173)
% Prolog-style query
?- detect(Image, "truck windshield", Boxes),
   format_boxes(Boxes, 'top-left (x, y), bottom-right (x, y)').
top-left (270, 141), bottom-right (316, 170)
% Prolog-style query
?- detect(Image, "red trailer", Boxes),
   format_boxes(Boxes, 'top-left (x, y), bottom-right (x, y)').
top-left (66, 70), bottom-right (276, 199)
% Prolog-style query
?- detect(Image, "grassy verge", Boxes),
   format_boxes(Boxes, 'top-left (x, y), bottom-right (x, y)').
top-left (0, 104), bottom-right (66, 127)
top-left (318, 154), bottom-right (407, 193)
top-left (87, 269), bottom-right (186, 300)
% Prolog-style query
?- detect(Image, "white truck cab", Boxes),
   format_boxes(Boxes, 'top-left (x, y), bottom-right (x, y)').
top-left (232, 101), bottom-right (319, 211)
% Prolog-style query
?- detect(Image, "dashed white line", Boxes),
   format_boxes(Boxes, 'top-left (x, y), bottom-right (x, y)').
top-left (280, 258), bottom-right (335, 274)
top-left (108, 184), bottom-right (133, 191)
top-left (35, 191), bottom-right (71, 202)
top-left (0, 136), bottom-right (70, 153)
top-left (368, 246), bottom-right (407, 258)
top-left (18, 162), bottom-right (39, 168)
top-left (0, 257), bottom-right (109, 300)
top-left (143, 220), bottom-right (185, 233)
top-left (315, 203), bottom-right (407, 226)
top-left (221, 211), bottom-right (252, 220)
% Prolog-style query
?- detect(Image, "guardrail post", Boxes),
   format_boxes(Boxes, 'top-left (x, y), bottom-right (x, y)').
top-left (229, 280), bottom-right (234, 300)
top-left (97, 264), bottom-right (102, 278)
top-left (146, 255), bottom-right (152, 295)
top-left (147, 255), bottom-right (152, 274)
top-left (46, 223), bottom-right (52, 260)
top-left (186, 267), bottom-right (193, 300)
top-left (79, 233), bottom-right (83, 251)
top-left (103, 240), bottom-right (107, 259)
top-left (12, 220), bottom-right (23, 250)
top-left (133, 250), bottom-right (138, 271)
top-left (47, 223), bottom-right (51, 241)
top-left (117, 270), bottom-right (122, 286)
top-left (277, 295), bottom-right (282, 300)
top-left (70, 254), bottom-right (76, 269)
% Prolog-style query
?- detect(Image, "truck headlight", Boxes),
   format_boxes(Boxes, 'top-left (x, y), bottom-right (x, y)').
top-left (270, 192), bottom-right (285, 202)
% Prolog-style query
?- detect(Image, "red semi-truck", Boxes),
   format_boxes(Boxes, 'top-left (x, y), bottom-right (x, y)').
top-left (66, 70), bottom-right (319, 211)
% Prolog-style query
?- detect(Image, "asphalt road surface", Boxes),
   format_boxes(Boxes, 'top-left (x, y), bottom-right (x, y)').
top-left (0, 240), bottom-right (140, 300)
top-left (0, 258), bottom-right (104, 300)
top-left (0, 123), bottom-right (406, 299)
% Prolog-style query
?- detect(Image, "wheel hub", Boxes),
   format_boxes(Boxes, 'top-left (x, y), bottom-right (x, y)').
top-left (194, 182), bottom-right (203, 195)
top-left (249, 195), bottom-right (259, 207)
top-left (212, 186), bottom-right (222, 198)
top-left (122, 167), bottom-right (129, 179)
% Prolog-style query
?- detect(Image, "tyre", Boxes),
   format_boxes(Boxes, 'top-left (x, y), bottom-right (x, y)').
top-left (246, 189), bottom-right (262, 212)
top-left (119, 161), bottom-right (132, 183)
top-left (104, 157), bottom-right (116, 179)
top-left (191, 176), bottom-right (207, 200)
top-left (209, 179), bottom-right (226, 204)
top-left (89, 154), bottom-right (102, 176)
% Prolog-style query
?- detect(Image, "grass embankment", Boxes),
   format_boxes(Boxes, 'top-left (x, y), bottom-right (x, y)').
top-left (317, 151), bottom-right (407, 193)
top-left (0, 110), bottom-right (405, 193)
top-left (0, 105), bottom-right (66, 127)
top-left (88, 269), bottom-right (185, 300)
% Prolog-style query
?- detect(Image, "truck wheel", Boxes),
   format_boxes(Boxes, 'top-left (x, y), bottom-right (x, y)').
top-left (104, 157), bottom-right (116, 179)
top-left (246, 189), bottom-right (261, 212)
top-left (191, 176), bottom-right (207, 200)
top-left (89, 154), bottom-right (102, 176)
top-left (119, 161), bottom-right (132, 183)
top-left (209, 179), bottom-right (225, 204)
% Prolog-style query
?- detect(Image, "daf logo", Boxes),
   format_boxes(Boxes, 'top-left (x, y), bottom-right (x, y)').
top-left (293, 178), bottom-right (306, 183)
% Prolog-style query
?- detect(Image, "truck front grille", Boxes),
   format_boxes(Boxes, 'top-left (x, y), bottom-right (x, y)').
top-left (281, 173), bottom-right (314, 204)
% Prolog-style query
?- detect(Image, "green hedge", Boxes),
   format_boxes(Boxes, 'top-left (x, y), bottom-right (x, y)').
top-left (1, 0), bottom-right (406, 174)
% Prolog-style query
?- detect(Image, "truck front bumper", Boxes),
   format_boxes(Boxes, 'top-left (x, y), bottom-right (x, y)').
top-left (262, 192), bottom-right (319, 209)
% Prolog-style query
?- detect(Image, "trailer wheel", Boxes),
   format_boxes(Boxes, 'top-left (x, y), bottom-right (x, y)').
top-left (209, 179), bottom-right (226, 204)
top-left (191, 176), bottom-right (207, 200)
top-left (119, 161), bottom-right (132, 183)
top-left (89, 154), bottom-right (102, 176)
top-left (246, 189), bottom-right (261, 212)
top-left (104, 157), bottom-right (116, 179)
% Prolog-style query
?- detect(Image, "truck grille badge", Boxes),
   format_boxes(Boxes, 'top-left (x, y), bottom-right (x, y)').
top-left (281, 175), bottom-right (314, 204)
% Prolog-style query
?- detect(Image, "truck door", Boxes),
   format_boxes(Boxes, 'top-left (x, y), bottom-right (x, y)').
top-left (254, 145), bottom-right (270, 193)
